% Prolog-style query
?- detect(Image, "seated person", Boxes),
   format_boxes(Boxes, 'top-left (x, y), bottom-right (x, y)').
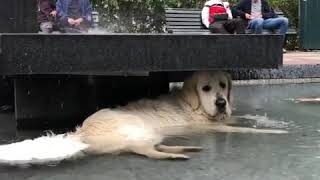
top-left (37, 0), bottom-right (58, 33)
top-left (56, 0), bottom-right (93, 33)
top-left (234, 0), bottom-right (288, 35)
top-left (201, 0), bottom-right (245, 34)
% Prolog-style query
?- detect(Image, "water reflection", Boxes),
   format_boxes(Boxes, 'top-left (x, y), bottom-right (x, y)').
top-left (0, 83), bottom-right (319, 180)
top-left (286, 97), bottom-right (320, 104)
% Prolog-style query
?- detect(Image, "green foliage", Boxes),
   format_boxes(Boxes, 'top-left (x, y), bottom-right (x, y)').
top-left (269, 0), bottom-right (299, 27)
top-left (268, 0), bottom-right (299, 49)
top-left (92, 0), bottom-right (298, 34)
top-left (92, 0), bottom-right (165, 33)
top-left (91, 0), bottom-right (206, 33)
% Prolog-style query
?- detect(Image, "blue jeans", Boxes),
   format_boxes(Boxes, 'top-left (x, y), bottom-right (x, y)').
top-left (248, 17), bottom-right (289, 35)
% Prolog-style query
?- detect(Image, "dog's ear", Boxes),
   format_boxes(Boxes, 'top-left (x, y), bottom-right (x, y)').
top-left (182, 75), bottom-right (200, 110)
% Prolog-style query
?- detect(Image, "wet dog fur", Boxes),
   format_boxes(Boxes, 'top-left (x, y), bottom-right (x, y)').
top-left (70, 71), bottom-right (287, 160)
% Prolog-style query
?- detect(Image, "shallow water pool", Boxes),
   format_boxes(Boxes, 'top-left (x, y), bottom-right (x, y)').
top-left (0, 83), bottom-right (320, 180)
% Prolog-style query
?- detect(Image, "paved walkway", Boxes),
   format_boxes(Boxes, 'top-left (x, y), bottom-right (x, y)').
top-left (284, 51), bottom-right (320, 65)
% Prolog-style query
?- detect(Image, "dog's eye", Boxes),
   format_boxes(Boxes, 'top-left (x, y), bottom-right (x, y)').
top-left (219, 82), bottom-right (226, 89)
top-left (202, 85), bottom-right (211, 92)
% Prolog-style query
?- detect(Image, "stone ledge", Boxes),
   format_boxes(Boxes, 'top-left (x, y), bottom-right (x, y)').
top-left (233, 78), bottom-right (320, 85)
top-left (228, 64), bottom-right (320, 80)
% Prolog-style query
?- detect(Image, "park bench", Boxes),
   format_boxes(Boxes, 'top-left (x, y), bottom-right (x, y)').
top-left (165, 8), bottom-right (297, 35)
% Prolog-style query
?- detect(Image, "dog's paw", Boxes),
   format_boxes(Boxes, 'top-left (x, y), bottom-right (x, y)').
top-left (264, 129), bottom-right (288, 134)
top-left (170, 154), bottom-right (190, 160)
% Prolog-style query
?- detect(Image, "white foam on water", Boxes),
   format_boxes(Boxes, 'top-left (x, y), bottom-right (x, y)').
top-left (285, 97), bottom-right (320, 103)
top-left (235, 114), bottom-right (290, 129)
top-left (88, 28), bottom-right (111, 34)
top-left (0, 134), bottom-right (88, 165)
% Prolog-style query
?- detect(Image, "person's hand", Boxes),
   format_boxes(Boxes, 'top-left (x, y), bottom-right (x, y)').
top-left (50, 10), bottom-right (57, 17)
top-left (245, 13), bottom-right (252, 20)
top-left (74, 18), bottom-right (84, 26)
top-left (68, 18), bottom-right (75, 25)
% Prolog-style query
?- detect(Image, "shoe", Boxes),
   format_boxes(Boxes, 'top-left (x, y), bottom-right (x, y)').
top-left (283, 48), bottom-right (287, 53)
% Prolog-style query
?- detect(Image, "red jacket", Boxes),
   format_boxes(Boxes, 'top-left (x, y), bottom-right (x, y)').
top-left (201, 0), bottom-right (233, 28)
top-left (208, 5), bottom-right (227, 25)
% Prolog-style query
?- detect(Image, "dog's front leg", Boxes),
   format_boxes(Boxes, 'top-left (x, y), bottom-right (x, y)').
top-left (131, 145), bottom-right (190, 160)
top-left (210, 125), bottom-right (288, 134)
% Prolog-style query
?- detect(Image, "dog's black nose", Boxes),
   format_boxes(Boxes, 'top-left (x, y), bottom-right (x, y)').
top-left (215, 98), bottom-right (226, 109)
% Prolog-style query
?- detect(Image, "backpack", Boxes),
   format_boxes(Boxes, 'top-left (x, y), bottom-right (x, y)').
top-left (208, 4), bottom-right (228, 24)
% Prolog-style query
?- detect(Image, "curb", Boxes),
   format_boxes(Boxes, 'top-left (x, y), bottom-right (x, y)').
top-left (233, 78), bottom-right (320, 85)
top-left (228, 63), bottom-right (320, 78)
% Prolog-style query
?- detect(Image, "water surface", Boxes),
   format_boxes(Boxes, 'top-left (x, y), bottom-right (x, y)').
top-left (0, 83), bottom-right (320, 180)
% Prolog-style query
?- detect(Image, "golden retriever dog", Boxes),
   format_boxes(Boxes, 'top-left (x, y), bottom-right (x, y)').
top-left (0, 71), bottom-right (287, 165)
top-left (71, 71), bottom-right (286, 160)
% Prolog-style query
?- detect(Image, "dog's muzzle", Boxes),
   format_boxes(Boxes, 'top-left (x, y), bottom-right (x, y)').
top-left (215, 97), bottom-right (227, 112)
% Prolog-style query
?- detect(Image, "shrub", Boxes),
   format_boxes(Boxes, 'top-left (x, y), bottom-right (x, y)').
top-left (92, 0), bottom-right (206, 33)
top-left (92, 0), bottom-right (299, 49)
top-left (269, 0), bottom-right (299, 28)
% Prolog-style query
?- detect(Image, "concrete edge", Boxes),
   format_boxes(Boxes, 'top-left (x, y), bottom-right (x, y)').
top-left (228, 64), bottom-right (320, 80)
top-left (233, 78), bottom-right (320, 85)
top-left (170, 78), bottom-right (320, 89)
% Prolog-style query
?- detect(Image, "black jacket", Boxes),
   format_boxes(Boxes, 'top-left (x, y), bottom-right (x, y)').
top-left (37, 0), bottom-right (56, 23)
top-left (233, 0), bottom-right (277, 20)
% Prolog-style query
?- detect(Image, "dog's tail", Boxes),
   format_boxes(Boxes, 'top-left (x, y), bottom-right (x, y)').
top-left (0, 133), bottom-right (88, 165)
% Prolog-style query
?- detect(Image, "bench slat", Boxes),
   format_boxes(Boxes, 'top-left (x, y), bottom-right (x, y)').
top-left (166, 18), bottom-right (202, 22)
top-left (166, 14), bottom-right (201, 18)
top-left (169, 29), bottom-right (209, 33)
top-left (166, 22), bottom-right (203, 26)
top-left (167, 26), bottom-right (204, 29)
top-left (171, 32), bottom-right (209, 34)
top-left (287, 29), bottom-right (297, 35)
top-left (166, 8), bottom-right (201, 10)
top-left (168, 28), bottom-right (208, 31)
top-left (165, 9), bottom-right (201, 14)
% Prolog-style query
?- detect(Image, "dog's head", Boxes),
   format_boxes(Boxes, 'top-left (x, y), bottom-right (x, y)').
top-left (182, 71), bottom-right (232, 121)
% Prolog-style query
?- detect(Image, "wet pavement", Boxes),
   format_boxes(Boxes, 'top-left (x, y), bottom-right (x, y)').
top-left (0, 83), bottom-right (320, 180)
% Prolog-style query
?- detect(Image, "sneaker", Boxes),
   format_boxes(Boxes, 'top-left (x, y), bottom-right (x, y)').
top-left (283, 48), bottom-right (287, 53)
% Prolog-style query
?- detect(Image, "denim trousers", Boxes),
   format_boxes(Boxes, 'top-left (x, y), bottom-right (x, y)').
top-left (248, 17), bottom-right (289, 34)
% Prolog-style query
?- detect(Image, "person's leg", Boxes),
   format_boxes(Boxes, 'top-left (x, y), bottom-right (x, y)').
top-left (234, 18), bottom-right (246, 34)
top-left (52, 18), bottom-right (61, 32)
top-left (58, 20), bottom-right (82, 33)
top-left (40, 22), bottom-right (53, 33)
top-left (222, 20), bottom-right (236, 34)
top-left (209, 21), bottom-right (229, 34)
top-left (248, 18), bottom-right (264, 34)
top-left (64, 27), bottom-right (83, 33)
top-left (56, 18), bottom-right (70, 33)
top-left (263, 17), bottom-right (289, 53)
top-left (263, 17), bottom-right (289, 35)
top-left (224, 19), bottom-right (246, 34)
top-left (78, 22), bottom-right (90, 33)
